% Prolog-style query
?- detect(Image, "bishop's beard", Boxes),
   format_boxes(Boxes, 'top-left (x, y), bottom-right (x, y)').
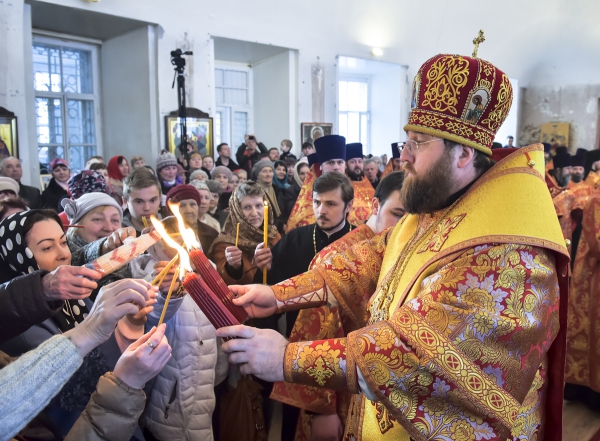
top-left (400, 148), bottom-right (457, 214)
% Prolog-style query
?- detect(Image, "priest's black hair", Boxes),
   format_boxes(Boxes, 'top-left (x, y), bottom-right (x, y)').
top-left (375, 171), bottom-right (405, 205)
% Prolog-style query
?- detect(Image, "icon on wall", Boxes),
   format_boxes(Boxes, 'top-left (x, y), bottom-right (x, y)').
top-left (301, 122), bottom-right (333, 145)
top-left (165, 108), bottom-right (213, 158)
top-left (0, 107), bottom-right (18, 160)
top-left (540, 122), bottom-right (570, 147)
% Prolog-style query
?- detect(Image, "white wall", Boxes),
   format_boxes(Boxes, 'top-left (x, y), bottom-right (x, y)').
top-left (101, 26), bottom-right (160, 161)
top-left (370, 65), bottom-right (407, 157)
top-left (253, 51), bottom-right (297, 149)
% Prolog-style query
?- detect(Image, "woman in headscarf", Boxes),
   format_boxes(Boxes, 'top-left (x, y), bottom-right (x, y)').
top-left (0, 209), bottom-right (154, 435)
top-left (273, 160), bottom-right (290, 190)
top-left (42, 158), bottom-right (71, 212)
top-left (107, 156), bottom-right (130, 201)
top-left (209, 181), bottom-right (280, 285)
top-left (282, 158), bottom-right (309, 223)
top-left (251, 160), bottom-right (285, 233)
top-left (62, 193), bottom-right (124, 253)
top-left (212, 165), bottom-right (234, 211)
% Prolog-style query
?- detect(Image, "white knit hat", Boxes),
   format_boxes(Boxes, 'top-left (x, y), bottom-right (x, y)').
top-left (0, 177), bottom-right (19, 195)
top-left (61, 193), bottom-right (123, 224)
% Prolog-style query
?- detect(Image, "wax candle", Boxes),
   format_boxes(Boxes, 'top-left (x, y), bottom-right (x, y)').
top-left (183, 272), bottom-right (239, 330)
top-left (189, 249), bottom-right (248, 322)
top-left (263, 201), bottom-right (268, 284)
top-left (235, 223), bottom-right (240, 247)
top-left (158, 267), bottom-right (179, 326)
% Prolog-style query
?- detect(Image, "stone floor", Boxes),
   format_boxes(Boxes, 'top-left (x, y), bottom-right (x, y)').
top-left (563, 400), bottom-right (600, 441)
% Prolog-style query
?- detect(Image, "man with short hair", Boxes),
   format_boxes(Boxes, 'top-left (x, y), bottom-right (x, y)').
top-left (235, 135), bottom-right (268, 173)
top-left (268, 147), bottom-right (280, 162)
top-left (504, 135), bottom-right (515, 148)
top-left (218, 51), bottom-right (569, 440)
top-left (0, 156), bottom-right (42, 208)
top-left (215, 143), bottom-right (239, 172)
top-left (301, 141), bottom-right (315, 157)
top-left (271, 171), bottom-right (405, 440)
top-left (122, 167), bottom-right (162, 234)
top-left (363, 158), bottom-right (380, 188)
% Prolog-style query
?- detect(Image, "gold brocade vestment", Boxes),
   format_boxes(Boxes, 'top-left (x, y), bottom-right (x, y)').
top-left (274, 146), bottom-right (570, 441)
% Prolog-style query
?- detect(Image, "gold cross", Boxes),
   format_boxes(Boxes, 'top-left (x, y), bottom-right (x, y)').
top-left (472, 30), bottom-right (485, 58)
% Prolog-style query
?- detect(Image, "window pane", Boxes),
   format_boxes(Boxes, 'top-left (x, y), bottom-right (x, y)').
top-left (360, 113), bottom-right (368, 147)
top-left (38, 146), bottom-right (65, 173)
top-left (215, 111), bottom-right (222, 146)
top-left (339, 112), bottom-right (348, 139)
top-left (69, 145), bottom-right (96, 172)
top-left (32, 44), bottom-right (61, 92)
top-left (67, 100), bottom-right (95, 144)
top-left (339, 81), bottom-right (348, 111)
top-left (347, 112), bottom-right (360, 143)
top-left (35, 97), bottom-right (63, 144)
top-left (233, 111), bottom-right (248, 147)
top-left (62, 48), bottom-right (93, 94)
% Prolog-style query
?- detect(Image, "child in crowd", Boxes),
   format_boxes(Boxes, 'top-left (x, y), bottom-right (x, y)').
top-left (131, 155), bottom-right (146, 169)
top-left (280, 139), bottom-right (293, 160)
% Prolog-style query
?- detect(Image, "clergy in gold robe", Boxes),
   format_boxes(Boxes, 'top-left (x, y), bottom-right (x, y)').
top-left (218, 53), bottom-right (569, 441)
top-left (287, 135), bottom-right (372, 231)
top-left (584, 148), bottom-right (600, 190)
top-left (381, 142), bottom-right (403, 180)
top-left (271, 171), bottom-right (405, 440)
top-left (568, 148), bottom-right (593, 205)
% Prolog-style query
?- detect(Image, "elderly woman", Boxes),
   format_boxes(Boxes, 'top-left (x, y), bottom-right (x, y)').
top-left (212, 165), bottom-right (234, 211)
top-left (62, 193), bottom-right (124, 253)
top-left (165, 184), bottom-right (219, 253)
top-left (251, 160), bottom-right (285, 233)
top-left (190, 169), bottom-right (209, 182)
top-left (107, 156), bottom-right (130, 201)
top-left (283, 158), bottom-right (309, 221)
top-left (209, 181), bottom-right (280, 285)
top-left (42, 158), bottom-right (70, 212)
top-left (191, 180), bottom-right (221, 232)
top-left (0, 210), bottom-right (155, 435)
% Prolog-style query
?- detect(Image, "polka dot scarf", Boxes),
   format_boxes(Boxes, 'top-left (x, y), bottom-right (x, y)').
top-left (0, 210), bottom-right (88, 331)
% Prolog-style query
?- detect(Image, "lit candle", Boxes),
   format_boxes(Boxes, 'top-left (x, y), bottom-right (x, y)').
top-left (142, 216), bottom-right (149, 229)
top-left (158, 267), bottom-right (179, 326)
top-left (189, 249), bottom-right (248, 322)
top-left (263, 201), bottom-right (269, 284)
top-left (235, 223), bottom-right (240, 247)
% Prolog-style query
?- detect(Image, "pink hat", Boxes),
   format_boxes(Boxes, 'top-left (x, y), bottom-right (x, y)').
top-left (50, 158), bottom-right (70, 171)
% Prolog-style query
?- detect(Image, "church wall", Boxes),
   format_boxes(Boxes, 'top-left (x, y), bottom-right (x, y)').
top-left (518, 85), bottom-right (600, 151)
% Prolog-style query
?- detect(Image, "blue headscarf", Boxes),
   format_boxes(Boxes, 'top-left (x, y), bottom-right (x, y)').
top-left (272, 160), bottom-right (290, 190)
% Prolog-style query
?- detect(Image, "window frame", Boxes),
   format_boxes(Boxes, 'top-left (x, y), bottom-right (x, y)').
top-left (338, 76), bottom-right (371, 153)
top-left (214, 62), bottom-right (253, 149)
top-left (32, 33), bottom-right (103, 172)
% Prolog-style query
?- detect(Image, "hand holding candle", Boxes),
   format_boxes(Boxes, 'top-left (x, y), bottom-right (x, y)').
top-left (263, 201), bottom-right (269, 284)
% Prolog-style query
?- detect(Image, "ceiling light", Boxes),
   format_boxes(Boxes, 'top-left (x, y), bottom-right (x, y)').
top-left (371, 48), bottom-right (383, 57)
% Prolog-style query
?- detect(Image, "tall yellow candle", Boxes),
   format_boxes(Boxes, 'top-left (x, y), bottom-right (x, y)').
top-left (235, 223), bottom-right (240, 247)
top-left (263, 201), bottom-right (269, 284)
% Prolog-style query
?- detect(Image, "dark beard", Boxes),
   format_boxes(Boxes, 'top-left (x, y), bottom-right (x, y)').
top-left (400, 148), bottom-right (456, 214)
top-left (347, 169), bottom-right (364, 181)
top-left (571, 173), bottom-right (583, 183)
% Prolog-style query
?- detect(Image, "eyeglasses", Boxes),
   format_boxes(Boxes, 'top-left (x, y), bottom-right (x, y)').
top-left (397, 138), bottom-right (444, 155)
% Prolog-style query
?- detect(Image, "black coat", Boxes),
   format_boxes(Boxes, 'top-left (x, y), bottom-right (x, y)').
top-left (0, 271), bottom-right (62, 345)
top-left (235, 142), bottom-right (268, 173)
top-left (41, 178), bottom-right (68, 212)
top-left (282, 180), bottom-right (302, 223)
top-left (215, 156), bottom-right (239, 172)
top-left (18, 183), bottom-right (43, 209)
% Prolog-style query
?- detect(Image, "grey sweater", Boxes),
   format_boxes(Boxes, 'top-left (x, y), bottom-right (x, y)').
top-left (0, 335), bottom-right (82, 441)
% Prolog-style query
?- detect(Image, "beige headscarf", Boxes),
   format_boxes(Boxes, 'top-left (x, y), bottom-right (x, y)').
top-left (251, 161), bottom-right (282, 217)
top-left (209, 181), bottom-right (278, 257)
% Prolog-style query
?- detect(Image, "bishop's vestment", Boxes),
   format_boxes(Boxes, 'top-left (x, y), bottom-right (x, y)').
top-left (271, 146), bottom-right (569, 441)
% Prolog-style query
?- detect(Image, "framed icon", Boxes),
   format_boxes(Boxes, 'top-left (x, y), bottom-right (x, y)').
top-left (0, 107), bottom-right (18, 159)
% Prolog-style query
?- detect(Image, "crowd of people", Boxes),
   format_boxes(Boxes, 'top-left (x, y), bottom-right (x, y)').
top-left (0, 132), bottom-right (401, 441)
top-left (0, 49), bottom-right (595, 441)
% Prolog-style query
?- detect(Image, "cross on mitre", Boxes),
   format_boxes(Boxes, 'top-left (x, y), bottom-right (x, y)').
top-left (472, 30), bottom-right (485, 58)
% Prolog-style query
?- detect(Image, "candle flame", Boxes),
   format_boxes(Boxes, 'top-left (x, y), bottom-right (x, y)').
top-left (150, 215), bottom-right (192, 278)
top-left (168, 201), bottom-right (201, 252)
top-left (264, 200), bottom-right (268, 207)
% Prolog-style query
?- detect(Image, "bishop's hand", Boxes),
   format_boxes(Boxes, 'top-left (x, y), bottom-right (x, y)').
top-left (217, 325), bottom-right (286, 382)
top-left (230, 284), bottom-right (278, 318)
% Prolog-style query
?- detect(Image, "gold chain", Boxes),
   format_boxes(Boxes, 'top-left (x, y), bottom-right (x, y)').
top-left (368, 200), bottom-right (461, 324)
